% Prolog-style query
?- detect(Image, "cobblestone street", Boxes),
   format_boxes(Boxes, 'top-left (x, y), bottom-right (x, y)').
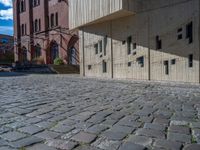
top-left (0, 74), bottom-right (200, 150)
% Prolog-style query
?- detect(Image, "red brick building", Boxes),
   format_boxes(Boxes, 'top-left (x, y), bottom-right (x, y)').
top-left (0, 34), bottom-right (14, 64)
top-left (13, 0), bottom-right (79, 64)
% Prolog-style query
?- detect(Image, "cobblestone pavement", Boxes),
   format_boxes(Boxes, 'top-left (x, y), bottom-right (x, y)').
top-left (0, 74), bottom-right (200, 150)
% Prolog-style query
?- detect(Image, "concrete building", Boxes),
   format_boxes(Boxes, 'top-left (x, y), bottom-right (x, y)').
top-left (69, 0), bottom-right (200, 83)
top-left (0, 34), bottom-right (14, 64)
top-left (13, 0), bottom-right (79, 65)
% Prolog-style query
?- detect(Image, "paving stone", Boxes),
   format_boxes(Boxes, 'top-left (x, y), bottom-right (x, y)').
top-left (34, 130), bottom-right (60, 140)
top-left (36, 121), bottom-right (55, 128)
top-left (154, 139), bottom-right (182, 150)
top-left (167, 132), bottom-right (191, 143)
top-left (119, 142), bottom-right (146, 150)
top-left (26, 144), bottom-right (57, 150)
top-left (102, 130), bottom-right (127, 141)
top-left (101, 119), bottom-right (118, 126)
top-left (0, 131), bottom-right (27, 142)
top-left (110, 125), bottom-right (134, 134)
top-left (74, 145), bottom-right (102, 150)
top-left (86, 124), bottom-right (108, 134)
top-left (183, 144), bottom-right (200, 150)
top-left (11, 136), bottom-right (43, 148)
top-left (18, 125), bottom-right (44, 135)
top-left (168, 125), bottom-right (190, 135)
top-left (0, 147), bottom-right (17, 150)
top-left (153, 118), bottom-right (169, 125)
top-left (92, 137), bottom-right (121, 150)
top-left (127, 135), bottom-right (152, 146)
top-left (51, 124), bottom-right (75, 133)
top-left (71, 132), bottom-right (97, 144)
top-left (136, 128), bottom-right (165, 139)
top-left (46, 139), bottom-right (78, 150)
top-left (144, 123), bottom-right (166, 131)
top-left (61, 129), bottom-right (81, 140)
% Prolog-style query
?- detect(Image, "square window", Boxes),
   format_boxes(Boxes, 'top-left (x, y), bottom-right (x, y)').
top-left (171, 59), bottom-right (176, 65)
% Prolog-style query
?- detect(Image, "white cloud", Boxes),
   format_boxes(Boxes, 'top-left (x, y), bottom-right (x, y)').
top-left (0, 26), bottom-right (13, 35)
top-left (0, 8), bottom-right (13, 20)
top-left (0, 0), bottom-right (12, 7)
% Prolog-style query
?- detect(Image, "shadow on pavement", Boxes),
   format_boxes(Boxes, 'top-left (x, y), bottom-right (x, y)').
top-left (0, 72), bottom-right (29, 77)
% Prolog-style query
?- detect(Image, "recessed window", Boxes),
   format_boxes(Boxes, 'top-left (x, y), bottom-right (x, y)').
top-left (171, 59), bottom-right (176, 65)
top-left (102, 60), bottom-right (107, 73)
top-left (156, 36), bottom-right (162, 50)
top-left (164, 60), bottom-right (169, 75)
top-left (127, 36), bottom-right (132, 55)
top-left (104, 36), bottom-right (107, 56)
top-left (137, 56), bottom-right (144, 67)
top-left (88, 65), bottom-right (92, 70)
top-left (188, 54), bottom-right (193, 68)
top-left (133, 43), bottom-right (137, 49)
top-left (128, 62), bottom-right (131, 67)
top-left (186, 22), bottom-right (193, 44)
top-left (177, 28), bottom-right (182, 40)
top-left (94, 43), bottom-right (98, 54)
top-left (99, 40), bottom-right (103, 53)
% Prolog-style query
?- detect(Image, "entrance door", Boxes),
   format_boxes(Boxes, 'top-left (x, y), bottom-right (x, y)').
top-left (69, 47), bottom-right (77, 65)
top-left (50, 42), bottom-right (59, 63)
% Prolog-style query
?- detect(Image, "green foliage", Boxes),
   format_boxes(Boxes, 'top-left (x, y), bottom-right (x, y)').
top-left (54, 57), bottom-right (64, 65)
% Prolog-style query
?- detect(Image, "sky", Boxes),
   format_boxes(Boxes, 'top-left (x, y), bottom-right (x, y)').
top-left (0, 0), bottom-right (13, 35)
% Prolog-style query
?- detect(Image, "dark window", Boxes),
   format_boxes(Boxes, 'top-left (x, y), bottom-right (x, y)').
top-left (88, 65), bottom-right (92, 70)
top-left (128, 62), bottom-right (131, 67)
top-left (137, 56), bottom-right (144, 67)
top-left (188, 54), bottom-right (193, 68)
top-left (39, 19), bottom-right (41, 31)
top-left (20, 0), bottom-right (26, 13)
top-left (99, 40), bottom-right (103, 53)
top-left (104, 36), bottom-right (107, 56)
top-left (102, 60), bottom-right (107, 73)
top-left (47, 16), bottom-right (49, 28)
top-left (171, 59), bottom-right (176, 65)
top-left (186, 22), bottom-right (193, 44)
top-left (164, 60), bottom-right (169, 75)
top-left (94, 43), bottom-right (98, 54)
top-left (133, 43), bottom-right (137, 49)
top-left (156, 36), bottom-right (162, 50)
top-left (51, 14), bottom-right (54, 27)
top-left (55, 12), bottom-right (58, 26)
top-left (122, 40), bottom-right (126, 45)
top-left (177, 34), bottom-right (182, 40)
top-left (21, 24), bottom-right (24, 35)
top-left (127, 36), bottom-right (132, 55)
top-left (34, 19), bottom-right (38, 32)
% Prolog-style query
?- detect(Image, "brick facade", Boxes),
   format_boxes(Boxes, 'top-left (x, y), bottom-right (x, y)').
top-left (13, 0), bottom-right (79, 65)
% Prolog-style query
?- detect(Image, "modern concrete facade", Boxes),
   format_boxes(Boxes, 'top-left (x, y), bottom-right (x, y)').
top-left (69, 0), bottom-right (200, 83)
top-left (13, 0), bottom-right (79, 65)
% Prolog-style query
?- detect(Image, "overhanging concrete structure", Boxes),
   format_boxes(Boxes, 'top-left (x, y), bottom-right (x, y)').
top-left (69, 0), bottom-right (135, 29)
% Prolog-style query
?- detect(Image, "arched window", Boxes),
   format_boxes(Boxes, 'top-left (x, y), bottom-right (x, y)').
top-left (34, 19), bottom-right (38, 32)
top-left (20, 0), bottom-right (25, 12)
top-left (34, 44), bottom-right (41, 58)
top-left (51, 14), bottom-right (54, 27)
top-left (21, 46), bottom-right (28, 62)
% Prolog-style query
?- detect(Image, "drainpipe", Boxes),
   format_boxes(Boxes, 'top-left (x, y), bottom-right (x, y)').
top-left (199, 0), bottom-right (200, 83)
top-left (82, 29), bottom-right (85, 77)
top-left (148, 15), bottom-right (151, 81)
top-left (110, 21), bottom-right (114, 79)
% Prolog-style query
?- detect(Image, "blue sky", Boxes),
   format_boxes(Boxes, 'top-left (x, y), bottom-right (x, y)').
top-left (0, 0), bottom-right (13, 35)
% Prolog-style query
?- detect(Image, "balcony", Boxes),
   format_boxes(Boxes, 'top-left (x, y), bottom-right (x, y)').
top-left (69, 0), bottom-right (135, 29)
